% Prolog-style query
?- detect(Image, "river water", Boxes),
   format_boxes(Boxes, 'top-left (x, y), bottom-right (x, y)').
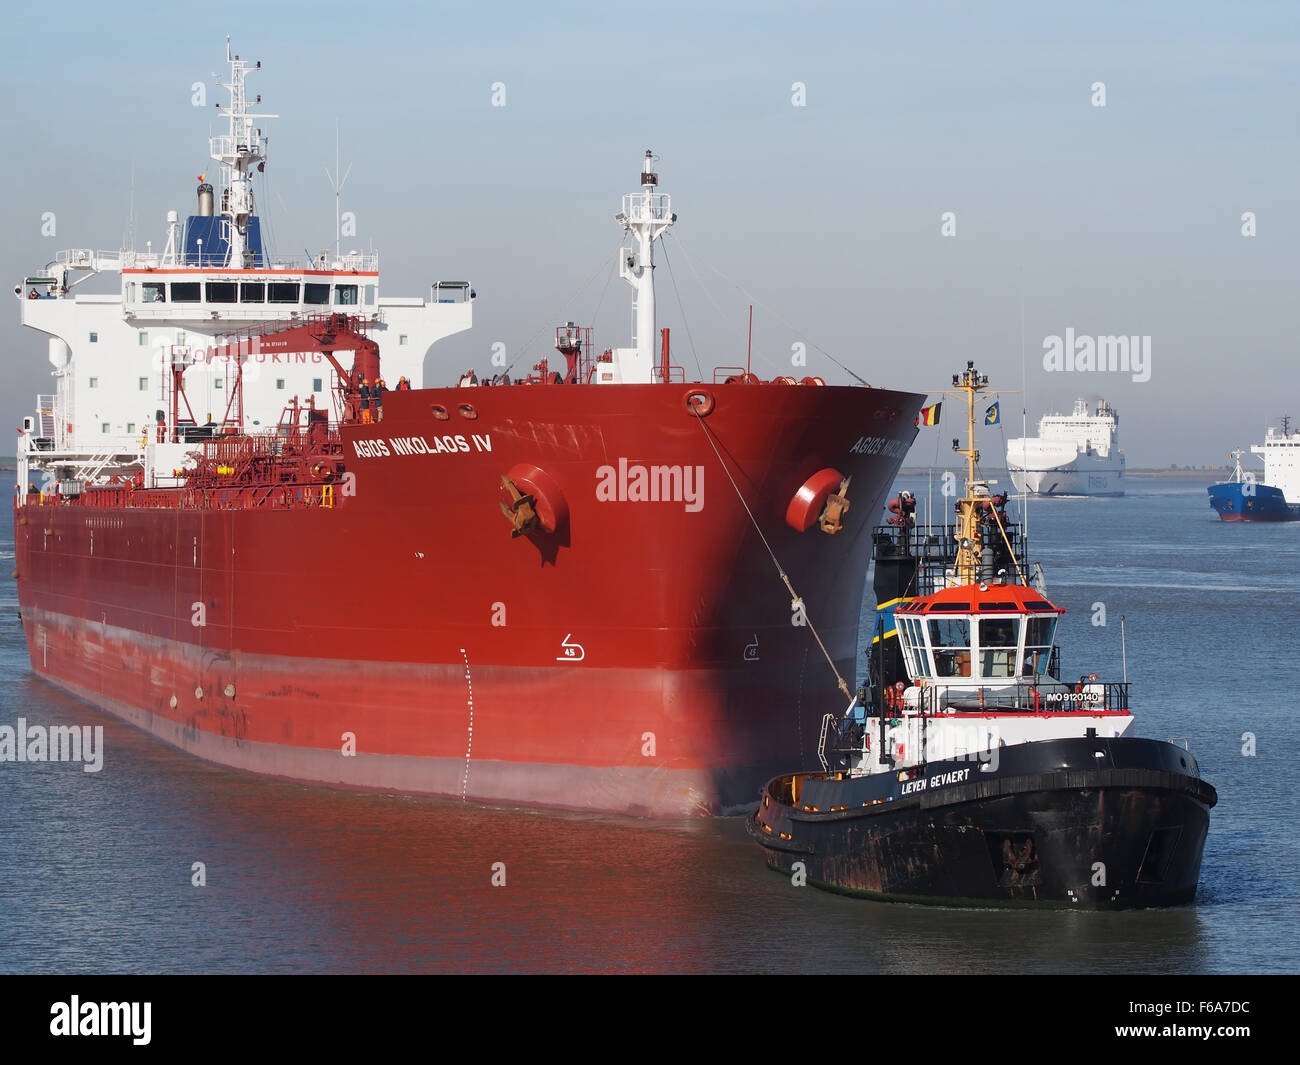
top-left (0, 475), bottom-right (1293, 973)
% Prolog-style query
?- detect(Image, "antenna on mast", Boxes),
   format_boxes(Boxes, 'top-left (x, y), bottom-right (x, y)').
top-left (325, 123), bottom-right (352, 261)
top-left (946, 362), bottom-right (1022, 586)
top-left (1019, 282), bottom-right (1028, 545)
top-left (127, 161), bottom-right (136, 253)
top-left (211, 39), bottom-right (277, 268)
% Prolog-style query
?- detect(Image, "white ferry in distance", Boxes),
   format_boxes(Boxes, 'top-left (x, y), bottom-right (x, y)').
top-left (1006, 399), bottom-right (1125, 497)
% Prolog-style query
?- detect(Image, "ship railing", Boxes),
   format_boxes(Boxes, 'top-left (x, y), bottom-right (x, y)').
top-left (42, 476), bottom-right (343, 512)
top-left (873, 521), bottom-right (1026, 561)
top-left (52, 248), bottom-right (169, 273)
top-left (873, 522), bottom-right (1032, 595)
top-left (296, 251), bottom-right (381, 273)
top-left (210, 134), bottom-right (266, 160)
top-left (622, 191), bottom-right (672, 222)
top-left (823, 722), bottom-right (870, 772)
top-left (186, 425), bottom-right (343, 470)
top-left (56, 245), bottom-right (383, 274)
top-left (916, 680), bottom-right (1129, 716)
top-left (432, 281), bottom-right (472, 303)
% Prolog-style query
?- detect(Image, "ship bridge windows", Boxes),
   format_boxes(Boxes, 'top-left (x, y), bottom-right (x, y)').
top-left (928, 618), bottom-right (971, 678)
top-left (896, 616), bottom-right (927, 680)
top-left (334, 284), bottom-right (358, 305)
top-left (142, 282), bottom-right (166, 303)
top-left (1023, 616), bottom-right (1057, 676)
top-left (205, 282), bottom-right (237, 304)
top-left (240, 282), bottom-right (265, 303)
top-left (304, 283), bottom-right (330, 305)
top-left (171, 282), bottom-right (201, 302)
top-left (978, 618), bottom-right (1020, 678)
top-left (268, 282), bottom-right (300, 303)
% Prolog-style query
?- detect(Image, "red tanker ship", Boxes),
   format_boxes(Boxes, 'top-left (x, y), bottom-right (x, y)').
top-left (12, 44), bottom-right (922, 816)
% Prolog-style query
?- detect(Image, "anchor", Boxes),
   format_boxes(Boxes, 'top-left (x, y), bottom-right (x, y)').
top-left (499, 475), bottom-right (539, 538)
top-left (819, 476), bottom-right (852, 535)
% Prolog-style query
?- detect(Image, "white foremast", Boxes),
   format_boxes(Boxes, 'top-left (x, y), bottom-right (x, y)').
top-left (606, 150), bottom-right (675, 384)
top-left (211, 38), bottom-right (277, 268)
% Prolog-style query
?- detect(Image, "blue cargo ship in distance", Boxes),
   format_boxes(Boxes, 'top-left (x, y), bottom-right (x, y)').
top-left (1208, 420), bottom-right (1300, 521)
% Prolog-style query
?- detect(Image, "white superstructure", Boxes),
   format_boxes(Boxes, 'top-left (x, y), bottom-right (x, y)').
top-left (1006, 398), bottom-right (1125, 497)
top-left (14, 39), bottom-right (472, 495)
top-left (599, 151), bottom-right (675, 384)
top-left (1250, 418), bottom-right (1300, 503)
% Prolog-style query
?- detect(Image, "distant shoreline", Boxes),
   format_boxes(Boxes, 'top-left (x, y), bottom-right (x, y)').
top-left (899, 467), bottom-right (1221, 481)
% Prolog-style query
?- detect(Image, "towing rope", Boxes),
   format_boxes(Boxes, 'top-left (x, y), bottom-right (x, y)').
top-left (693, 413), bottom-right (851, 699)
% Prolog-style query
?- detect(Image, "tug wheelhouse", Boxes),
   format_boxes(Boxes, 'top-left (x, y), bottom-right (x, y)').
top-left (894, 583), bottom-right (1061, 688)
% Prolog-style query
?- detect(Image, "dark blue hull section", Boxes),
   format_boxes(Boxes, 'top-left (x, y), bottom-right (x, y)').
top-left (1207, 481), bottom-right (1300, 521)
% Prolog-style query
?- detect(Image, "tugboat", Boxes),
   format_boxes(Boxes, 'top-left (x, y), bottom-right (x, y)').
top-left (749, 363), bottom-right (1217, 908)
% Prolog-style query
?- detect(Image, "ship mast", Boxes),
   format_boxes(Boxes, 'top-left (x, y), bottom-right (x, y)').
top-left (950, 362), bottom-right (988, 584)
top-left (945, 361), bottom-right (1024, 586)
top-left (212, 38), bottom-right (277, 268)
top-left (1229, 448), bottom-right (1245, 483)
top-left (609, 150), bottom-right (675, 383)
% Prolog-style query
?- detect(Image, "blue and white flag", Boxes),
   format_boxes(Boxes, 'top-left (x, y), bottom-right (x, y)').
top-left (985, 402), bottom-right (1000, 426)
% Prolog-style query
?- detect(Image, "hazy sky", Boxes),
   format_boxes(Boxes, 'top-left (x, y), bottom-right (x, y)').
top-left (2, 0), bottom-right (1297, 469)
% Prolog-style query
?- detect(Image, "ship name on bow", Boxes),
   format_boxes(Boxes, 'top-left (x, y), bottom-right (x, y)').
top-left (850, 436), bottom-right (909, 458)
top-left (899, 766), bottom-right (973, 795)
top-left (352, 434), bottom-right (493, 458)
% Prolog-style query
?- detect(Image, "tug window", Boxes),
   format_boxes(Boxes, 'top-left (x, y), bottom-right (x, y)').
top-left (928, 618), bottom-right (971, 678)
top-left (896, 619), bottom-right (919, 678)
top-left (978, 618), bottom-right (1020, 678)
top-left (906, 617), bottom-right (931, 677)
top-left (1023, 616), bottom-right (1057, 676)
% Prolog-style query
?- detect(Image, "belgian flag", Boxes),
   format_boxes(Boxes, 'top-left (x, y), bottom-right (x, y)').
top-left (916, 402), bottom-right (941, 427)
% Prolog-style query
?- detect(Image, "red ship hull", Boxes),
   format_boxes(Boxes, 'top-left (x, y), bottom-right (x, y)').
top-left (15, 382), bottom-right (921, 816)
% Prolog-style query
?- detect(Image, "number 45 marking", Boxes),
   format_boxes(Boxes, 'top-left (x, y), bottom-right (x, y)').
top-left (557, 634), bottom-right (585, 662)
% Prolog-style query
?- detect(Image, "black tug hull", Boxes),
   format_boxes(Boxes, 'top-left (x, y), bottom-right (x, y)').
top-left (748, 737), bottom-right (1217, 909)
